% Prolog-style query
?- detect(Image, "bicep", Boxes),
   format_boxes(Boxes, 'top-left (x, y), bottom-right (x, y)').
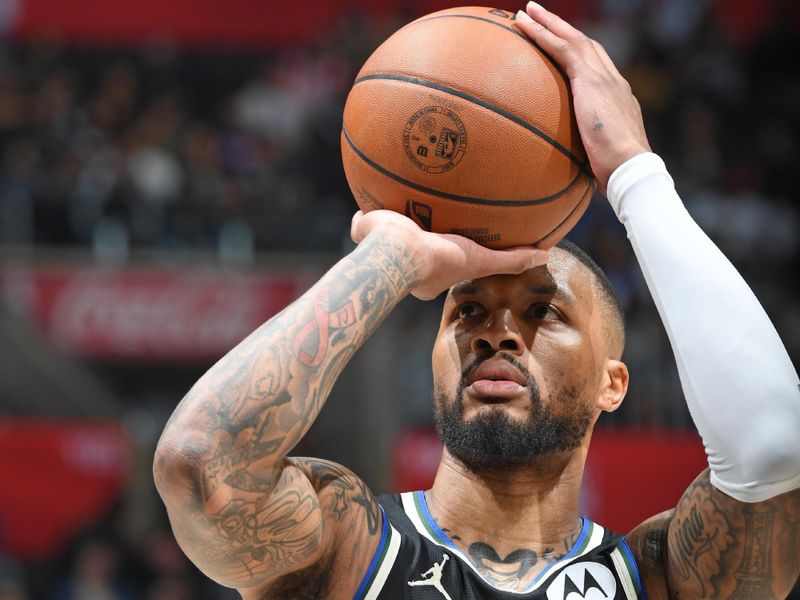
top-left (166, 459), bottom-right (327, 589)
top-left (665, 469), bottom-right (800, 599)
top-left (627, 509), bottom-right (674, 600)
top-left (163, 457), bottom-right (384, 594)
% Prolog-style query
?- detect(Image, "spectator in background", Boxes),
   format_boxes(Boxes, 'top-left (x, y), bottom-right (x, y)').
top-left (49, 538), bottom-right (135, 600)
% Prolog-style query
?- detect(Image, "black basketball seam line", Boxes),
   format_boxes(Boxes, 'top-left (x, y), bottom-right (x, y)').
top-left (342, 125), bottom-right (586, 207)
top-left (533, 179), bottom-right (592, 245)
top-left (411, 13), bottom-right (570, 84)
top-left (352, 73), bottom-right (591, 178)
top-left (533, 178), bottom-right (594, 245)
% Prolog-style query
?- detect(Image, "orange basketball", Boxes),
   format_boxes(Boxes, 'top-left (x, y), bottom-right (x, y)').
top-left (341, 6), bottom-right (594, 249)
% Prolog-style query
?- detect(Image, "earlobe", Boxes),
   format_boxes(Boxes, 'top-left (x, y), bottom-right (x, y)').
top-left (597, 359), bottom-right (629, 413)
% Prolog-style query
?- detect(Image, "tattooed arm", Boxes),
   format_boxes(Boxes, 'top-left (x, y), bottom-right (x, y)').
top-left (628, 470), bottom-right (800, 599)
top-left (153, 232), bottom-right (416, 592)
top-left (153, 211), bottom-right (547, 595)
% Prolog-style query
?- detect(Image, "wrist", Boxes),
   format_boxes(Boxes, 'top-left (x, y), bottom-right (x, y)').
top-left (360, 227), bottom-right (426, 294)
top-left (606, 152), bottom-right (673, 218)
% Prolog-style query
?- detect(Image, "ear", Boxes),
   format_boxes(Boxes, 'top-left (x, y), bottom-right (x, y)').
top-left (596, 359), bottom-right (628, 413)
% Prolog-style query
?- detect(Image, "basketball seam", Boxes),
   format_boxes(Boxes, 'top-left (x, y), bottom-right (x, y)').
top-left (533, 178), bottom-right (594, 245)
top-left (352, 73), bottom-right (591, 177)
top-left (411, 13), bottom-right (570, 84)
top-left (342, 125), bottom-right (587, 207)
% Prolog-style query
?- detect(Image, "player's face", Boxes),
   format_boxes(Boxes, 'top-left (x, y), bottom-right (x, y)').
top-left (431, 248), bottom-right (609, 467)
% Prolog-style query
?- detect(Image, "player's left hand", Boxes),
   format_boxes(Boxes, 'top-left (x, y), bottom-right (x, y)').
top-left (516, 2), bottom-right (651, 193)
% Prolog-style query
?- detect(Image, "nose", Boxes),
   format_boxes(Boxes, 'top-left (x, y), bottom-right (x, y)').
top-left (470, 308), bottom-right (524, 355)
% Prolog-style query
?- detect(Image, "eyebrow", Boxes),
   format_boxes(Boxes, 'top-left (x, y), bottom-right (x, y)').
top-left (451, 281), bottom-right (480, 296)
top-left (529, 284), bottom-right (578, 305)
top-left (526, 284), bottom-right (558, 296)
top-left (450, 281), bottom-right (577, 304)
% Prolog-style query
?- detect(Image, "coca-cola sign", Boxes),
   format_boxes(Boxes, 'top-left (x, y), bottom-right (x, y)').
top-left (1, 266), bottom-right (306, 361)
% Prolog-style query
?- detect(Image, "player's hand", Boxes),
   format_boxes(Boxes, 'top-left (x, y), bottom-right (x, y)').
top-left (350, 210), bottom-right (549, 300)
top-left (516, 2), bottom-right (651, 193)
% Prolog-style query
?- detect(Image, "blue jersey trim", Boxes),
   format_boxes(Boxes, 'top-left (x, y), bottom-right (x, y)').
top-left (415, 491), bottom-right (461, 551)
top-left (620, 535), bottom-right (646, 599)
top-left (353, 506), bottom-right (389, 600)
top-left (524, 516), bottom-right (590, 591)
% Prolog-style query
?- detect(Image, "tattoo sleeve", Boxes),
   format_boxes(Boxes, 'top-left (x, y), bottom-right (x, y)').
top-left (154, 235), bottom-right (418, 589)
top-left (664, 469), bottom-right (800, 599)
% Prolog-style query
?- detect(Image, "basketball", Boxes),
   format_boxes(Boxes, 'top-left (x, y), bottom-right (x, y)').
top-left (341, 6), bottom-right (594, 249)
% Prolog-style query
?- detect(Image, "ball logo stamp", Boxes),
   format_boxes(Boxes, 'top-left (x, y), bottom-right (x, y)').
top-left (405, 200), bottom-right (433, 231)
top-left (403, 106), bottom-right (467, 174)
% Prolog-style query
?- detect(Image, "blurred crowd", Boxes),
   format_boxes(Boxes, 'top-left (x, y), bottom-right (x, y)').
top-left (0, 2), bottom-right (795, 263)
top-left (0, 0), bottom-right (799, 597)
top-left (0, 526), bottom-right (237, 599)
top-left (0, 26), bottom-right (369, 253)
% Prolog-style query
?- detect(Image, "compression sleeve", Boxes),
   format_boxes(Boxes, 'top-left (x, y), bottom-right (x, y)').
top-left (607, 152), bottom-right (800, 502)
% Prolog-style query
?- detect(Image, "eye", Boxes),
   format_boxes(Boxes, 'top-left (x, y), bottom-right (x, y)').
top-left (528, 303), bottom-right (561, 320)
top-left (455, 302), bottom-right (485, 320)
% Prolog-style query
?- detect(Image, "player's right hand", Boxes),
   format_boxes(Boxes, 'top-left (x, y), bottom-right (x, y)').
top-left (350, 209), bottom-right (549, 300)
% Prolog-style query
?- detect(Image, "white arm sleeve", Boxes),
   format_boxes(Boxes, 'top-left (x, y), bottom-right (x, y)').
top-left (607, 152), bottom-right (800, 503)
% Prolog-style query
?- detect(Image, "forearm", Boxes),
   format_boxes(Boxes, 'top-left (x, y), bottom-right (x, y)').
top-left (155, 232), bottom-right (417, 502)
top-left (609, 153), bottom-right (800, 502)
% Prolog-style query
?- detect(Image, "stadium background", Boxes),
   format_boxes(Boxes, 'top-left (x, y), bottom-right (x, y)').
top-left (0, 0), bottom-right (798, 597)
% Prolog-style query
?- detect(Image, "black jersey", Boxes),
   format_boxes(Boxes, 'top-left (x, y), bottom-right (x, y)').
top-left (353, 491), bottom-right (645, 600)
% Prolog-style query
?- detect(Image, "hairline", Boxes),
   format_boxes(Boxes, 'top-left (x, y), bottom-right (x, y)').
top-left (554, 238), bottom-right (626, 358)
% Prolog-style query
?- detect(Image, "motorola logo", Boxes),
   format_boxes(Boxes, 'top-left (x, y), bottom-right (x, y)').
top-left (545, 562), bottom-right (617, 600)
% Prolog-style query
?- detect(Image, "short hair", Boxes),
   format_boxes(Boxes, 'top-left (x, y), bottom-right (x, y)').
top-left (555, 238), bottom-right (626, 357)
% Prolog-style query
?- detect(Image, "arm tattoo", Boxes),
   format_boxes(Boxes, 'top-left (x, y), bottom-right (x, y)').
top-left (728, 504), bottom-right (776, 598)
top-left (666, 469), bottom-right (800, 599)
top-left (640, 511), bottom-right (672, 568)
top-left (191, 236), bottom-right (416, 497)
top-left (156, 236), bottom-right (417, 587)
top-left (305, 460), bottom-right (380, 536)
top-left (208, 484), bottom-right (322, 580)
top-left (670, 476), bottom-right (735, 596)
top-left (300, 459), bottom-right (382, 571)
top-left (641, 515), bottom-right (672, 567)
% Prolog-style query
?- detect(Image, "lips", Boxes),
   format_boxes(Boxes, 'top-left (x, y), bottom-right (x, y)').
top-left (466, 360), bottom-right (527, 387)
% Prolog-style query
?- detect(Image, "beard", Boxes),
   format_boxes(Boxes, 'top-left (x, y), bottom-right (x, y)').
top-left (433, 353), bottom-right (594, 470)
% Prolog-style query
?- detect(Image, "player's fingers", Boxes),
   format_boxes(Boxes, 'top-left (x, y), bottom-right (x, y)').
top-left (350, 210), bottom-right (366, 243)
top-left (515, 11), bottom-right (576, 71)
top-left (523, 2), bottom-right (589, 46)
top-left (466, 243), bottom-right (549, 278)
top-left (515, 12), bottom-right (606, 79)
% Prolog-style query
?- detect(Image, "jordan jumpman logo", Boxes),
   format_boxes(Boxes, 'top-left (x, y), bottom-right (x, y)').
top-left (407, 553), bottom-right (453, 600)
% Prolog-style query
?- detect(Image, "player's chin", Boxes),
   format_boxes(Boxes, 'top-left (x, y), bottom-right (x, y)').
top-left (460, 392), bottom-right (532, 420)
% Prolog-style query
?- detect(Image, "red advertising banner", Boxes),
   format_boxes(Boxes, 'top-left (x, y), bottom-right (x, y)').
top-left (391, 427), bottom-right (707, 534)
top-left (0, 420), bottom-right (131, 560)
top-left (1, 266), bottom-right (306, 361)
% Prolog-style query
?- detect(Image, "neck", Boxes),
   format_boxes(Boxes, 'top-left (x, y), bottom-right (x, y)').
top-left (425, 443), bottom-right (589, 591)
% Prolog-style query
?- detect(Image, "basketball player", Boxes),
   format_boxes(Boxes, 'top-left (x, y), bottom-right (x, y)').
top-left (154, 3), bottom-right (800, 599)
